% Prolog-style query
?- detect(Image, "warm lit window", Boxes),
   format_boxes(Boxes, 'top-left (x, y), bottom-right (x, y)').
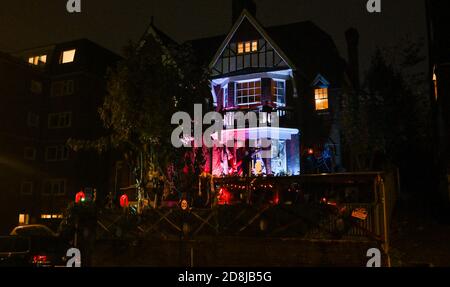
top-left (45, 145), bottom-right (69, 161)
top-left (238, 43), bottom-right (244, 54)
top-left (235, 80), bottom-right (261, 105)
top-left (41, 214), bottom-right (63, 219)
top-left (433, 72), bottom-right (438, 100)
top-left (48, 112), bottom-right (72, 129)
top-left (251, 41), bottom-right (258, 52)
top-left (18, 214), bottom-right (30, 225)
top-left (60, 49), bottom-right (76, 64)
top-left (245, 42), bottom-right (251, 53)
top-left (272, 80), bottom-right (286, 105)
top-left (237, 40), bottom-right (258, 54)
top-left (28, 55), bottom-right (47, 66)
top-left (314, 88), bottom-right (329, 110)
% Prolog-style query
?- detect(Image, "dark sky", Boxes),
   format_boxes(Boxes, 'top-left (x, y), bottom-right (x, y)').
top-left (0, 0), bottom-right (427, 75)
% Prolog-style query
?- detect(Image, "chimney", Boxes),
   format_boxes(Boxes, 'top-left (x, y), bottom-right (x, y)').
top-left (232, 0), bottom-right (257, 23)
top-left (345, 28), bottom-right (360, 90)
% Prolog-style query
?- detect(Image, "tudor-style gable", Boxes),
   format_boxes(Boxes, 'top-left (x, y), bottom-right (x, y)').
top-left (209, 10), bottom-right (295, 78)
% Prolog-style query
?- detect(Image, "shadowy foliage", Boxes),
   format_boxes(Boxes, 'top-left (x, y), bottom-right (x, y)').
top-left (69, 33), bottom-right (210, 200)
top-left (341, 37), bottom-right (430, 171)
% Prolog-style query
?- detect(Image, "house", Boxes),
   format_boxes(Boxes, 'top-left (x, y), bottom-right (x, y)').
top-left (0, 39), bottom-right (120, 232)
top-left (187, 7), bottom-right (350, 176)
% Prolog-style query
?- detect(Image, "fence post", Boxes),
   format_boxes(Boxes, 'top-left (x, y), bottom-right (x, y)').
top-left (378, 174), bottom-right (391, 267)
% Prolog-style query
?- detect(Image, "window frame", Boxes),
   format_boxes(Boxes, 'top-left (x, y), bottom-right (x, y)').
top-left (60, 49), bottom-right (76, 64)
top-left (272, 79), bottom-right (286, 106)
top-left (28, 55), bottom-right (47, 66)
top-left (43, 179), bottom-right (66, 196)
top-left (235, 79), bottom-right (262, 106)
top-left (51, 80), bottom-right (75, 97)
top-left (47, 112), bottom-right (72, 129)
top-left (45, 145), bottom-right (69, 162)
top-left (223, 86), bottom-right (228, 108)
top-left (237, 40), bottom-right (258, 54)
top-left (314, 88), bottom-right (329, 111)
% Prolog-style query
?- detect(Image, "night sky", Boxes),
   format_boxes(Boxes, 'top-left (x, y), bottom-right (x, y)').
top-left (0, 0), bottom-right (427, 76)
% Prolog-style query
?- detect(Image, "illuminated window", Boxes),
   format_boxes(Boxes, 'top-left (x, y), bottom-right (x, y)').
top-left (237, 43), bottom-right (244, 54)
top-left (60, 49), bottom-right (76, 64)
top-left (237, 40), bottom-right (258, 54)
top-left (40, 214), bottom-right (62, 219)
top-left (314, 88), bottom-right (329, 110)
top-left (433, 72), bottom-right (438, 100)
top-left (251, 41), bottom-right (258, 52)
top-left (272, 80), bottom-right (285, 105)
top-left (245, 42), bottom-right (251, 53)
top-left (235, 79), bottom-right (261, 105)
top-left (28, 55), bottom-right (47, 66)
top-left (18, 214), bottom-right (30, 225)
top-left (48, 112), bottom-right (72, 129)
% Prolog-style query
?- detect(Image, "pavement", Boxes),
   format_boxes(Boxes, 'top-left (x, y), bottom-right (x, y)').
top-left (389, 194), bottom-right (450, 267)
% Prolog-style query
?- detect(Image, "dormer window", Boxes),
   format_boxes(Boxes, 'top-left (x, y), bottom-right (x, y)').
top-left (312, 74), bottom-right (330, 111)
top-left (314, 88), bottom-right (329, 110)
top-left (237, 40), bottom-right (258, 54)
top-left (28, 55), bottom-right (47, 66)
top-left (60, 49), bottom-right (76, 64)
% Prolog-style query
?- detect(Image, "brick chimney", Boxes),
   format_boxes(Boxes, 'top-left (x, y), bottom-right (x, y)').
top-left (232, 0), bottom-right (257, 23)
top-left (345, 28), bottom-right (360, 90)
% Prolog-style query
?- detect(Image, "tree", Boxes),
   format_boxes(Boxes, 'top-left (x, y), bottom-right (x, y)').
top-left (69, 33), bottom-right (209, 212)
top-left (341, 37), bottom-right (430, 172)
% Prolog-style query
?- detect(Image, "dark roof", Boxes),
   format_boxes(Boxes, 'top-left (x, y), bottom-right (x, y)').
top-left (266, 21), bottom-right (346, 85)
top-left (139, 22), bottom-right (178, 48)
top-left (186, 34), bottom-right (224, 67)
top-left (186, 20), bottom-right (346, 86)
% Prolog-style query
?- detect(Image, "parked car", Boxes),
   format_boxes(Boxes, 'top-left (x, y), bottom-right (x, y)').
top-left (0, 236), bottom-right (31, 266)
top-left (10, 224), bottom-right (58, 237)
top-left (4, 224), bottom-right (69, 267)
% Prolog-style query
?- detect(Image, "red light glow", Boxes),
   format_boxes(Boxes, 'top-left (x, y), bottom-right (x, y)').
top-left (120, 194), bottom-right (129, 208)
top-left (217, 187), bottom-right (232, 205)
top-left (75, 191), bottom-right (86, 203)
top-left (32, 255), bottom-right (48, 264)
